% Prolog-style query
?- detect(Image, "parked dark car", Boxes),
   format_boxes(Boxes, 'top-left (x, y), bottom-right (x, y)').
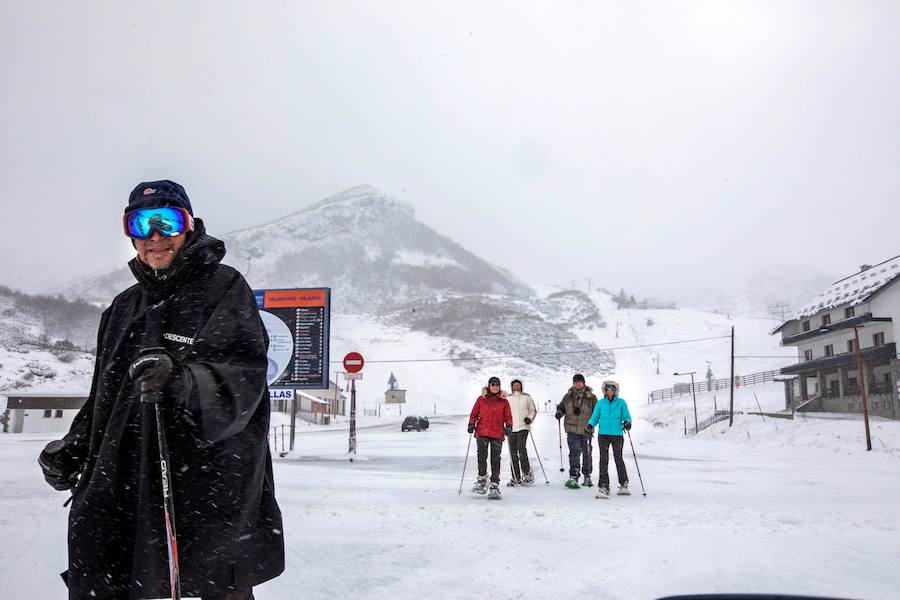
top-left (401, 416), bottom-right (429, 432)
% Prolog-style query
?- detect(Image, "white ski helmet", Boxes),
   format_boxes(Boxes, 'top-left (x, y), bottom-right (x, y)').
top-left (601, 380), bottom-right (619, 395)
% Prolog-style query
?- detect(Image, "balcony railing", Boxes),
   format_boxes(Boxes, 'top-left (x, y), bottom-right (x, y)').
top-left (870, 381), bottom-right (893, 395)
top-left (823, 382), bottom-right (894, 398)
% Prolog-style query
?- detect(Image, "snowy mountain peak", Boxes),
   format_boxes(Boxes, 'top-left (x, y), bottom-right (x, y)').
top-left (286, 185), bottom-right (414, 223)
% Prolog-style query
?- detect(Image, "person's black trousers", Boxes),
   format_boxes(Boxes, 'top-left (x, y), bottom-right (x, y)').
top-left (476, 436), bottom-right (503, 484)
top-left (507, 429), bottom-right (531, 480)
top-left (597, 434), bottom-right (628, 488)
top-left (566, 432), bottom-right (593, 479)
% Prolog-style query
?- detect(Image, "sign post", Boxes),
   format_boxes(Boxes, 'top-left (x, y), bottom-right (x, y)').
top-left (290, 395), bottom-right (297, 453)
top-left (343, 352), bottom-right (365, 460)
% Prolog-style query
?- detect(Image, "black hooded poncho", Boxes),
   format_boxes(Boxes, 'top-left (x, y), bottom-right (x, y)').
top-left (61, 221), bottom-right (284, 599)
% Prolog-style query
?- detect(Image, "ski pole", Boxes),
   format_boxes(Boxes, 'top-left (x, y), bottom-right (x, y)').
top-left (557, 419), bottom-right (565, 472)
top-left (137, 350), bottom-right (182, 600)
top-left (153, 396), bottom-right (182, 599)
top-left (530, 429), bottom-right (550, 485)
top-left (140, 307), bottom-right (182, 599)
top-left (458, 430), bottom-right (474, 495)
top-left (506, 435), bottom-right (519, 489)
top-left (626, 429), bottom-right (647, 497)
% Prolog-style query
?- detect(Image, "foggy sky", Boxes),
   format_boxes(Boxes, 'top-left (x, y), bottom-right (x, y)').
top-left (1, 1), bottom-right (898, 309)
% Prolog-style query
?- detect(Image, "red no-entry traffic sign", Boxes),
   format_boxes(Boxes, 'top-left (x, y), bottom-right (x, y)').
top-left (343, 352), bottom-right (364, 373)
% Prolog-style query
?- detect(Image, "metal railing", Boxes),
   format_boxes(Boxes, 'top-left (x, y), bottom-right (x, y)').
top-left (793, 393), bottom-right (821, 411)
top-left (817, 383), bottom-right (892, 399)
top-left (686, 410), bottom-right (731, 436)
top-left (650, 369), bottom-right (782, 403)
top-left (869, 382), bottom-right (894, 395)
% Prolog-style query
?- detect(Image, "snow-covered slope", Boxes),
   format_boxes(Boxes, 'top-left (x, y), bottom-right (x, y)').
top-left (64, 185), bottom-right (614, 373)
top-left (0, 290), bottom-right (95, 395)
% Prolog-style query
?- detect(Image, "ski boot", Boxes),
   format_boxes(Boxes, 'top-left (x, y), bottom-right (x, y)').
top-left (471, 476), bottom-right (487, 495)
top-left (595, 485), bottom-right (610, 500)
top-left (521, 472), bottom-right (535, 487)
top-left (582, 474), bottom-right (593, 487)
top-left (617, 482), bottom-right (631, 496)
top-left (487, 482), bottom-right (502, 500)
top-left (565, 478), bottom-right (581, 489)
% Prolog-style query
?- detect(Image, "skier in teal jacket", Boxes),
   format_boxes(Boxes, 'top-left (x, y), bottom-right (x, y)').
top-left (586, 380), bottom-right (632, 499)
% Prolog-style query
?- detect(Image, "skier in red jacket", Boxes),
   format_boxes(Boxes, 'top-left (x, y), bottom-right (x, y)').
top-left (468, 376), bottom-right (513, 500)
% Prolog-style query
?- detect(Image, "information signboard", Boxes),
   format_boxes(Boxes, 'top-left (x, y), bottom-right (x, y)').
top-left (254, 287), bottom-right (331, 389)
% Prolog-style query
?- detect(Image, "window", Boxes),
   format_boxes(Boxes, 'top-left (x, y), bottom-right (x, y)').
top-left (54, 409), bottom-right (63, 418)
top-left (845, 306), bottom-right (855, 319)
top-left (873, 332), bottom-right (885, 347)
top-left (802, 320), bottom-right (811, 332)
top-left (804, 349), bottom-right (813, 361)
top-left (824, 344), bottom-right (834, 357)
top-left (822, 314), bottom-right (831, 326)
top-left (885, 373), bottom-right (893, 384)
top-left (43, 409), bottom-right (52, 418)
top-left (847, 339), bottom-right (856, 353)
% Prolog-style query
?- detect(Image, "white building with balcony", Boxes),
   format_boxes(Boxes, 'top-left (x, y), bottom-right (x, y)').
top-left (772, 255), bottom-right (900, 419)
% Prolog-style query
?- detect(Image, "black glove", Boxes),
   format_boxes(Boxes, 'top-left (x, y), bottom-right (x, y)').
top-left (585, 424), bottom-right (594, 434)
top-left (504, 424), bottom-right (513, 436)
top-left (467, 423), bottom-right (475, 434)
top-left (555, 411), bottom-right (563, 420)
top-left (128, 352), bottom-right (177, 402)
top-left (38, 439), bottom-right (82, 491)
top-left (524, 417), bottom-right (532, 425)
top-left (624, 421), bottom-right (632, 431)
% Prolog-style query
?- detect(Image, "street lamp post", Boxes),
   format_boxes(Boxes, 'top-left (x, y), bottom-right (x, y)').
top-left (675, 371), bottom-right (699, 433)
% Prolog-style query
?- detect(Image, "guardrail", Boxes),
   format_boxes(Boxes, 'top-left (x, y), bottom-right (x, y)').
top-left (686, 410), bottom-right (731, 436)
top-left (650, 369), bottom-right (783, 403)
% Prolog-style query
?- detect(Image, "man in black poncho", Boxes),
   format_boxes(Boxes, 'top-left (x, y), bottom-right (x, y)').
top-left (38, 180), bottom-right (284, 600)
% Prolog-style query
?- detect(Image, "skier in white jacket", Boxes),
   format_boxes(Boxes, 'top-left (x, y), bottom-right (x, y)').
top-left (507, 379), bottom-right (538, 486)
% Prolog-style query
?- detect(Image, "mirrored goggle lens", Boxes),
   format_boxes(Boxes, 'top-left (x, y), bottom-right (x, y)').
top-left (124, 207), bottom-right (190, 239)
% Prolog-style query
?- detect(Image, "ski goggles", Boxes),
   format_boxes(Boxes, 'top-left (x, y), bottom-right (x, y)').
top-left (123, 206), bottom-right (194, 240)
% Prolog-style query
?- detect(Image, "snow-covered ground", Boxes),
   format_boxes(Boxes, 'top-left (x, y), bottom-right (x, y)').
top-left (4, 412), bottom-right (899, 600)
top-left (2, 290), bottom-right (899, 599)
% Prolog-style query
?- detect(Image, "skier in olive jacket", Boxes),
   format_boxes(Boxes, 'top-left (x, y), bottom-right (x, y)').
top-left (555, 374), bottom-right (598, 488)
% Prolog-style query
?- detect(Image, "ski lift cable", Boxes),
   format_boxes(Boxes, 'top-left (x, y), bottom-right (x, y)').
top-left (329, 334), bottom-right (731, 365)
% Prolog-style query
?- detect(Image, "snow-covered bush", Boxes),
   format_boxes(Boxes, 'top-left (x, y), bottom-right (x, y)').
top-left (25, 361), bottom-right (57, 379)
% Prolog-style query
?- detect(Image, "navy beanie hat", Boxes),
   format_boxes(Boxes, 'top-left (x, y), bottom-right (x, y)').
top-left (126, 180), bottom-right (193, 215)
top-left (573, 373), bottom-right (585, 383)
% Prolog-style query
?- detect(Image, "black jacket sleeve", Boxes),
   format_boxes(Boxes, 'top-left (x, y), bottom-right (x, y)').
top-left (177, 275), bottom-right (269, 447)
